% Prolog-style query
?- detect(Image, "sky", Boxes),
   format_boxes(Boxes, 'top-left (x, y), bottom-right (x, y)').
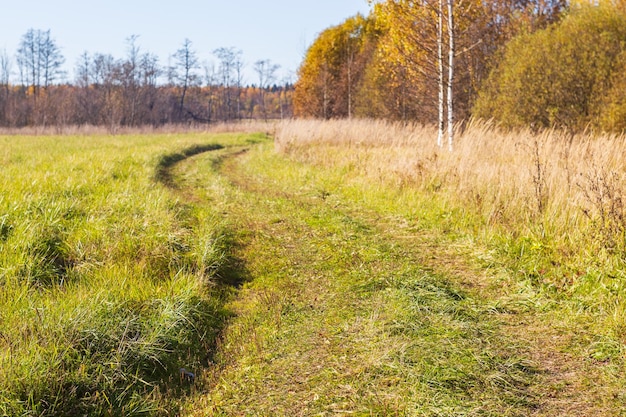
top-left (0, 0), bottom-right (372, 84)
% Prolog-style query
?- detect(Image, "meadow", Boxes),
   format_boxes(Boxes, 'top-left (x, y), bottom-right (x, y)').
top-left (0, 129), bottom-right (266, 415)
top-left (184, 119), bottom-right (626, 415)
top-left (2, 119), bottom-right (626, 415)
top-left (272, 119), bottom-right (626, 412)
top-left (274, 119), bottom-right (626, 338)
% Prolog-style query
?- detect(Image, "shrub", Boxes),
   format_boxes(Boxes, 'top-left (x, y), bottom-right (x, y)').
top-left (474, 4), bottom-right (626, 132)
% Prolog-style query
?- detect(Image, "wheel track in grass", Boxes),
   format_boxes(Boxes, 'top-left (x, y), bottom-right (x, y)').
top-left (175, 142), bottom-right (617, 416)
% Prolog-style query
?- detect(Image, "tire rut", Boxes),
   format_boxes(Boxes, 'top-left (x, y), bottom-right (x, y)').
top-left (190, 148), bottom-right (542, 415)
top-left (211, 147), bottom-right (617, 416)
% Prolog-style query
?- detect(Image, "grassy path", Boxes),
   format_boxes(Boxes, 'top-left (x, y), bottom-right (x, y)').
top-left (176, 141), bottom-right (615, 416)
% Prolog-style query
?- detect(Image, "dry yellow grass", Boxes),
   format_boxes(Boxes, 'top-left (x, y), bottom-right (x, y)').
top-left (275, 119), bottom-right (626, 256)
top-left (0, 120), bottom-right (277, 136)
top-left (275, 118), bottom-right (626, 344)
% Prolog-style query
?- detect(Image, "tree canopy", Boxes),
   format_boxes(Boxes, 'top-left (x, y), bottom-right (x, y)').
top-left (474, 3), bottom-right (626, 132)
top-left (289, 0), bottom-right (626, 134)
top-left (294, 14), bottom-right (379, 119)
top-left (294, 0), bottom-right (566, 125)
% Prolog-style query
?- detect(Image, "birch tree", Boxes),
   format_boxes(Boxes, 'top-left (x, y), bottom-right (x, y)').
top-left (437, 0), bottom-right (444, 148)
top-left (447, 0), bottom-right (455, 151)
top-left (434, 0), bottom-right (454, 150)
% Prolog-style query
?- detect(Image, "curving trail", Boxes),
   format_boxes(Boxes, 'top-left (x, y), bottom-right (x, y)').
top-left (173, 140), bottom-right (616, 416)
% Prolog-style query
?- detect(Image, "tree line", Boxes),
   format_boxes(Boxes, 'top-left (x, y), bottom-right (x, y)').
top-left (295, 0), bottom-right (626, 135)
top-left (0, 30), bottom-right (293, 128)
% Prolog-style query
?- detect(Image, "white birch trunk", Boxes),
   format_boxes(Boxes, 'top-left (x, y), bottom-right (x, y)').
top-left (447, 0), bottom-right (455, 152)
top-left (437, 0), bottom-right (444, 148)
top-left (348, 44), bottom-right (353, 119)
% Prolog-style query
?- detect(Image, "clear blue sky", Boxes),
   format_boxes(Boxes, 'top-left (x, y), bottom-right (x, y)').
top-left (0, 0), bottom-right (371, 84)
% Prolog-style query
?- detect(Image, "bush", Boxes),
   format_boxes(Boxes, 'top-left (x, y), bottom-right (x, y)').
top-left (474, 4), bottom-right (626, 132)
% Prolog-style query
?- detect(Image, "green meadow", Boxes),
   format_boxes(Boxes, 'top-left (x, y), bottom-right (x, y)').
top-left (2, 123), bottom-right (626, 416)
top-left (0, 132), bottom-right (263, 415)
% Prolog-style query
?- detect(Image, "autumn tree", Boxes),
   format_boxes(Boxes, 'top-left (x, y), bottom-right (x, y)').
top-left (597, 52), bottom-right (626, 131)
top-left (369, 0), bottom-right (508, 138)
top-left (368, 1), bottom-right (439, 123)
top-left (294, 30), bottom-right (334, 118)
top-left (294, 13), bottom-right (378, 118)
top-left (473, 3), bottom-right (626, 132)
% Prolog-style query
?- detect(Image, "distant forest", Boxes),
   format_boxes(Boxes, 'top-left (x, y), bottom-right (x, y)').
top-left (0, 32), bottom-right (293, 128)
top-left (295, 0), bottom-right (626, 133)
top-left (7, 1), bottom-right (626, 133)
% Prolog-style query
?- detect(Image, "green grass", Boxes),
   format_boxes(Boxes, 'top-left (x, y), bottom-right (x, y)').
top-left (4, 127), bottom-right (624, 415)
top-left (270, 120), bottom-right (626, 414)
top-left (0, 132), bottom-right (265, 416)
top-left (180, 143), bottom-right (545, 416)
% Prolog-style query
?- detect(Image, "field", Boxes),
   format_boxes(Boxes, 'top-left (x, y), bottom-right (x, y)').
top-left (1, 120), bottom-right (626, 415)
top-left (0, 130), bottom-right (266, 415)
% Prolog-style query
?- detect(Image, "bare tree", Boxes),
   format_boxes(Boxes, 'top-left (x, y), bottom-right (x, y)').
top-left (170, 38), bottom-right (199, 118)
top-left (0, 34), bottom-right (296, 128)
top-left (120, 35), bottom-right (141, 125)
top-left (16, 29), bottom-right (64, 125)
top-left (16, 29), bottom-right (64, 96)
top-left (214, 47), bottom-right (242, 121)
top-left (254, 59), bottom-right (280, 121)
top-left (204, 61), bottom-right (219, 123)
top-left (0, 49), bottom-right (10, 86)
top-left (278, 72), bottom-right (294, 120)
top-left (91, 53), bottom-right (122, 129)
top-left (140, 53), bottom-right (160, 87)
top-left (74, 52), bottom-right (98, 124)
top-left (75, 52), bottom-right (91, 88)
top-left (139, 52), bottom-right (161, 125)
top-left (40, 30), bottom-right (65, 89)
top-left (235, 55), bottom-right (245, 119)
top-left (17, 29), bottom-right (38, 92)
top-left (0, 49), bottom-right (11, 125)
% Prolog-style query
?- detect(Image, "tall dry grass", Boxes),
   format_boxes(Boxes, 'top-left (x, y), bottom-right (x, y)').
top-left (0, 120), bottom-right (277, 136)
top-left (275, 118), bottom-right (626, 283)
